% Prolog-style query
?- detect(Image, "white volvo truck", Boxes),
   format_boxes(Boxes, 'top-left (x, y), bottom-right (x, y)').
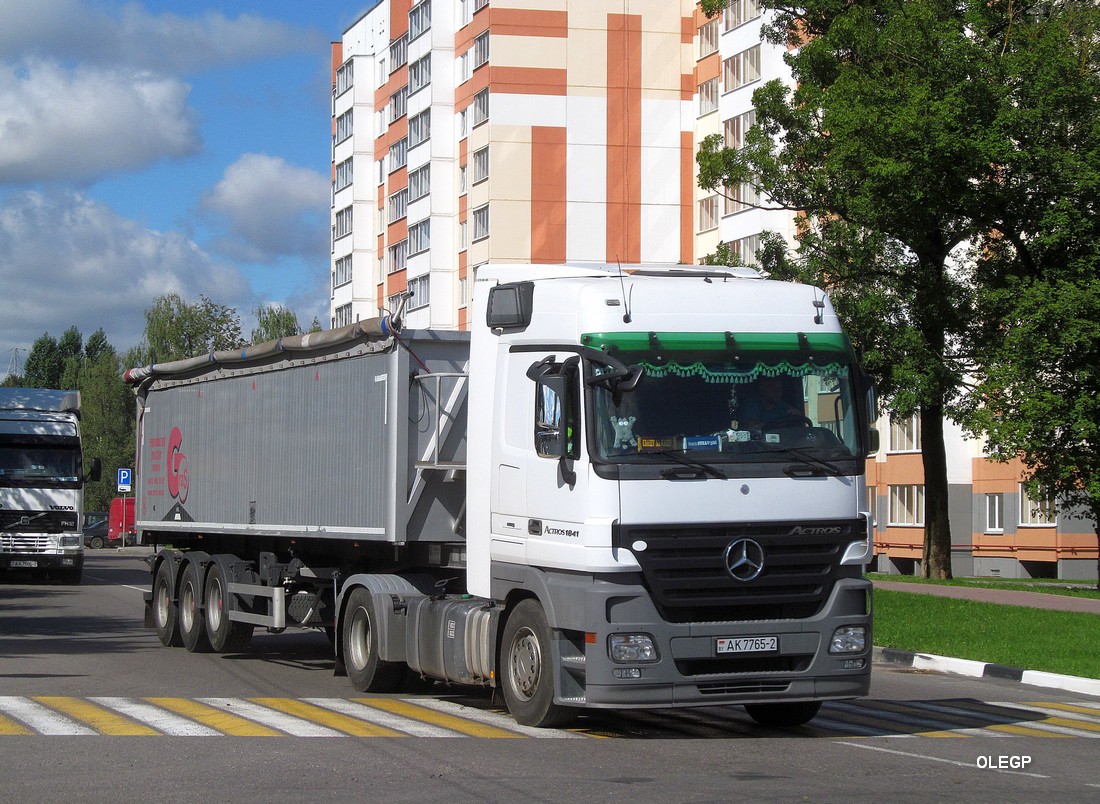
top-left (0, 389), bottom-right (101, 584)
top-left (126, 264), bottom-right (876, 727)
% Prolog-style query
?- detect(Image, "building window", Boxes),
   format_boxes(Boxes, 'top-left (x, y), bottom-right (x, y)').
top-left (729, 233), bottom-right (760, 265)
top-left (409, 0), bottom-right (431, 41)
top-left (389, 34), bottom-right (408, 72)
top-left (389, 85), bottom-right (408, 122)
top-left (1019, 485), bottom-right (1057, 527)
top-left (699, 17), bottom-right (719, 59)
top-left (408, 164), bottom-right (430, 201)
top-left (471, 146), bottom-right (489, 184)
top-left (985, 493), bottom-right (1004, 534)
top-left (389, 137), bottom-right (408, 172)
top-left (335, 60), bottom-right (353, 95)
top-left (889, 413), bottom-right (921, 453)
top-left (723, 45), bottom-right (761, 92)
top-left (408, 219), bottom-right (430, 255)
top-left (334, 157), bottom-right (353, 193)
top-left (474, 0), bottom-right (489, 11)
top-left (409, 55), bottom-right (431, 95)
top-left (729, 181), bottom-right (759, 214)
top-left (471, 88), bottom-right (489, 127)
top-left (723, 109), bottom-right (756, 150)
top-left (335, 109), bottom-right (353, 145)
top-left (460, 220), bottom-right (468, 249)
top-left (724, 0), bottom-right (762, 31)
top-left (888, 485), bottom-right (925, 527)
top-left (334, 205), bottom-right (353, 241)
top-left (333, 255), bottom-right (352, 290)
top-left (388, 239), bottom-right (408, 273)
top-left (473, 30), bottom-right (490, 69)
top-left (698, 195), bottom-right (719, 232)
top-left (699, 77), bottom-right (718, 116)
top-left (472, 203), bottom-right (489, 241)
top-left (388, 188), bottom-right (408, 223)
top-left (408, 274), bottom-right (430, 310)
top-left (409, 109), bottom-right (431, 148)
top-left (333, 302), bottom-right (353, 328)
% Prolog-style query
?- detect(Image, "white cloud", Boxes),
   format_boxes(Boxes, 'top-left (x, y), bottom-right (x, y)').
top-left (201, 153), bottom-right (330, 262)
top-left (0, 190), bottom-right (250, 364)
top-left (0, 0), bottom-right (324, 73)
top-left (0, 59), bottom-right (200, 183)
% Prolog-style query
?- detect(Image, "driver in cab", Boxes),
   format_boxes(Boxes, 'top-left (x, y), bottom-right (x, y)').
top-left (737, 376), bottom-right (800, 430)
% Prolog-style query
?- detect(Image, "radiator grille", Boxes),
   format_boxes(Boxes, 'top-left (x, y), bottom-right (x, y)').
top-left (616, 520), bottom-right (860, 623)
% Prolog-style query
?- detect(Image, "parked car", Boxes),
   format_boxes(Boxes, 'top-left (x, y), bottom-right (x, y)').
top-left (83, 518), bottom-right (109, 549)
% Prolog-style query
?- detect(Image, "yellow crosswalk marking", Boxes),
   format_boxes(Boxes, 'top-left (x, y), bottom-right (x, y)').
top-left (144, 698), bottom-right (281, 736)
top-left (34, 697), bottom-right (159, 736)
top-left (0, 714), bottom-right (32, 736)
top-left (250, 698), bottom-right (404, 737)
top-left (354, 698), bottom-right (524, 738)
top-left (1025, 701), bottom-right (1100, 718)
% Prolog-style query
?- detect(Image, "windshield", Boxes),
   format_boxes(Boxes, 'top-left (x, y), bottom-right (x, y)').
top-left (586, 331), bottom-right (865, 471)
top-left (0, 442), bottom-right (81, 486)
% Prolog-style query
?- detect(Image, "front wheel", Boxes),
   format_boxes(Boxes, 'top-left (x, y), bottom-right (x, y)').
top-left (744, 701), bottom-right (822, 728)
top-left (341, 588), bottom-right (404, 693)
top-left (499, 598), bottom-right (577, 728)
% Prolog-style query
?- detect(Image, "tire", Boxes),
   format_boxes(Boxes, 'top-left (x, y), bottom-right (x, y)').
top-left (152, 560), bottom-right (182, 647)
top-left (499, 598), bottom-right (577, 728)
top-left (178, 561), bottom-right (211, 653)
top-left (744, 701), bottom-right (822, 728)
top-left (89, 536), bottom-right (105, 550)
top-left (204, 562), bottom-right (254, 653)
top-left (341, 588), bottom-right (404, 693)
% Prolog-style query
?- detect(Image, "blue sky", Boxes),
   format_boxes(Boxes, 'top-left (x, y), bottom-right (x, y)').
top-left (0, 0), bottom-right (378, 376)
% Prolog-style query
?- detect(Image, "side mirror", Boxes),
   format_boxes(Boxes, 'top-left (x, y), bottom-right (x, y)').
top-left (86, 457), bottom-right (102, 483)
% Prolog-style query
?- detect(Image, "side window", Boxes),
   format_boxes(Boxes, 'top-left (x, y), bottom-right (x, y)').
top-left (535, 383), bottom-right (564, 457)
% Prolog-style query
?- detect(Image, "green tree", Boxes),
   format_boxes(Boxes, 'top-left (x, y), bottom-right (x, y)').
top-left (133, 293), bottom-right (244, 365)
top-left (76, 338), bottom-right (137, 511)
top-left (697, 0), bottom-right (1100, 579)
top-left (22, 333), bottom-right (63, 389)
top-left (250, 304), bottom-right (301, 344)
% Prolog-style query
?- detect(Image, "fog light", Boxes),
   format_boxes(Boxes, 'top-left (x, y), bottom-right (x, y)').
top-left (842, 659), bottom-right (865, 670)
top-left (609, 633), bottom-right (659, 663)
top-left (829, 625), bottom-right (866, 654)
top-left (612, 668), bottom-right (642, 679)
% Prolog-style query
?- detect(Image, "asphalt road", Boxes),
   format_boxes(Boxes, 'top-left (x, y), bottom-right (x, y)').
top-left (1, 552), bottom-right (1098, 803)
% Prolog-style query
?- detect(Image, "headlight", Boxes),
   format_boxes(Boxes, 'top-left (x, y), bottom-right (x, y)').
top-left (608, 633), bottom-right (659, 663)
top-left (59, 535), bottom-right (82, 548)
top-left (829, 625), bottom-right (866, 654)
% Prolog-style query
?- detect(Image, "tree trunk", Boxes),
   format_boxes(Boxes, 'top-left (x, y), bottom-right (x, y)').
top-left (920, 405), bottom-right (953, 579)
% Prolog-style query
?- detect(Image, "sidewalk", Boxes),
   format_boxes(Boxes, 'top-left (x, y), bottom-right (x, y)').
top-left (872, 579), bottom-right (1100, 697)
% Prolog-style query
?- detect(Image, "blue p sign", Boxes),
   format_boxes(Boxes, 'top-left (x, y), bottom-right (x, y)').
top-left (117, 468), bottom-right (132, 491)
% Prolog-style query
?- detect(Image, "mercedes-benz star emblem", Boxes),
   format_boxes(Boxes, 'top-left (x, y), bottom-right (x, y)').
top-left (724, 538), bottom-right (765, 582)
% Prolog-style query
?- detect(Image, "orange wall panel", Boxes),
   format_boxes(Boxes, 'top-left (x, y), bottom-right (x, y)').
top-left (531, 126), bottom-right (567, 264)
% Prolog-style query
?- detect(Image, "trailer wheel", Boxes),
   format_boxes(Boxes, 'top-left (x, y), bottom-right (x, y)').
top-left (178, 561), bottom-right (211, 653)
top-left (499, 598), bottom-right (577, 728)
top-left (341, 588), bottom-right (403, 692)
top-left (744, 701), bottom-right (822, 728)
top-left (204, 562), bottom-right (253, 653)
top-left (153, 561), bottom-right (182, 647)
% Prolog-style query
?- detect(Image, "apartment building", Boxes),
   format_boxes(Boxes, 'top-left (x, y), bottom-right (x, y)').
top-left (329, 1), bottom-right (1096, 581)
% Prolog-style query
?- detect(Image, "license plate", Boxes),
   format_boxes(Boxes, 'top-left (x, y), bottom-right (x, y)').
top-left (717, 635), bottom-right (778, 654)
top-left (11, 560), bottom-right (38, 568)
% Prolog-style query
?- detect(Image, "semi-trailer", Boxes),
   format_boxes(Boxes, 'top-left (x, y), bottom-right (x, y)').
top-left (126, 264), bottom-right (876, 727)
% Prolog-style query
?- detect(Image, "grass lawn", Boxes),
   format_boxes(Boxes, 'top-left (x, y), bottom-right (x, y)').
top-left (873, 589), bottom-right (1100, 679)
top-left (867, 572), bottom-right (1100, 599)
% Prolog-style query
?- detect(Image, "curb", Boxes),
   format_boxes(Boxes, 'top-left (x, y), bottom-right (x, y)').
top-left (875, 646), bottom-right (1100, 698)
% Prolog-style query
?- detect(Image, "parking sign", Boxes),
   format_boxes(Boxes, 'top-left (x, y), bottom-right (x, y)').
top-left (117, 467), bottom-right (132, 492)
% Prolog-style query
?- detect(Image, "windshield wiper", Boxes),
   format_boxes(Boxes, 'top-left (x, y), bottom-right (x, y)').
top-left (650, 450), bottom-right (726, 479)
top-left (775, 447), bottom-right (846, 477)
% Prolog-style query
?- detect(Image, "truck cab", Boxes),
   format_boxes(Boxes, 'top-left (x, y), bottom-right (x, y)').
top-left (466, 265), bottom-right (875, 725)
